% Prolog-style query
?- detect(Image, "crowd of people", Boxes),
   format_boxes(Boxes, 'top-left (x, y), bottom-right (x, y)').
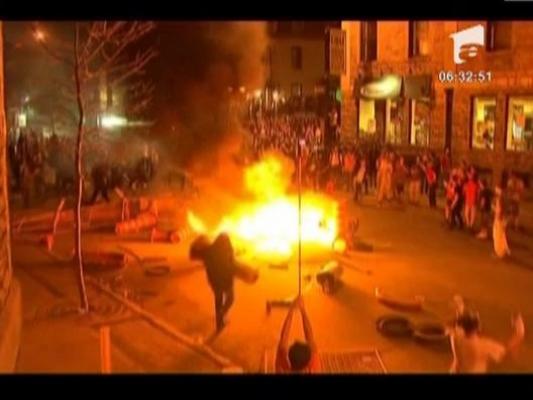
top-left (8, 129), bottom-right (159, 208)
top-left (247, 114), bottom-right (325, 161)
top-left (444, 165), bottom-right (526, 258)
top-left (246, 114), bottom-right (529, 261)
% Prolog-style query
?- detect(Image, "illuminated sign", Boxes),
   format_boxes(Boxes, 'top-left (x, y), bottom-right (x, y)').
top-left (360, 75), bottom-right (402, 99)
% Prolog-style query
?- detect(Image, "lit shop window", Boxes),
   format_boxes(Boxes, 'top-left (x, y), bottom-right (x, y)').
top-left (410, 100), bottom-right (430, 147)
top-left (385, 99), bottom-right (402, 145)
top-left (471, 97), bottom-right (496, 150)
top-left (359, 99), bottom-right (376, 138)
top-left (507, 97), bottom-right (533, 152)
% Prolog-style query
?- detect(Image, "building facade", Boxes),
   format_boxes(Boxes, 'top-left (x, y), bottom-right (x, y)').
top-left (341, 21), bottom-right (533, 183)
top-left (266, 21), bottom-right (338, 98)
top-left (0, 22), bottom-right (22, 372)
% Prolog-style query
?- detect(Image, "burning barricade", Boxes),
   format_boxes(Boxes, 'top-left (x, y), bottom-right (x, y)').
top-left (186, 152), bottom-right (342, 262)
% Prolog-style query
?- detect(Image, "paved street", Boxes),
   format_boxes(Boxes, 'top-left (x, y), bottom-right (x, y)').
top-left (12, 187), bottom-right (533, 373)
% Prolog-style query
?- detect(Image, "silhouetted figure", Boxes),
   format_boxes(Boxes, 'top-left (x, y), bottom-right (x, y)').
top-left (88, 163), bottom-right (111, 204)
top-left (191, 233), bottom-right (237, 332)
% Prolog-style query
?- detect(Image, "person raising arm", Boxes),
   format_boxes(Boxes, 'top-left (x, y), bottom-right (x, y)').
top-left (275, 297), bottom-right (320, 373)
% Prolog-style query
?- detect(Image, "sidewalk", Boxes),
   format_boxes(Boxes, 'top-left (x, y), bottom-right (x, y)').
top-left (14, 243), bottom-right (221, 373)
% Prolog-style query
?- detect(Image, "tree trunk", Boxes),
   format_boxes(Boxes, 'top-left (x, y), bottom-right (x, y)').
top-left (73, 22), bottom-right (89, 312)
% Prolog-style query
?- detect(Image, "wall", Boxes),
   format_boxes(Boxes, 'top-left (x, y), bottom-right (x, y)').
top-left (269, 37), bottom-right (326, 96)
top-left (0, 21), bottom-right (21, 372)
top-left (342, 20), bottom-right (533, 181)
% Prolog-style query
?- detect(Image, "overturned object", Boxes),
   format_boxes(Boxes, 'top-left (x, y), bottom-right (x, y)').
top-left (376, 315), bottom-right (414, 338)
top-left (82, 251), bottom-right (130, 271)
top-left (234, 260), bottom-right (259, 285)
top-left (413, 322), bottom-right (449, 344)
top-left (150, 228), bottom-right (181, 244)
top-left (316, 261), bottom-right (343, 294)
top-left (115, 199), bottom-right (158, 235)
top-left (375, 287), bottom-right (424, 312)
top-left (115, 212), bottom-right (157, 235)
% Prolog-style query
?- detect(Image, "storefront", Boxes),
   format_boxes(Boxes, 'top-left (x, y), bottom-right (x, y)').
top-left (405, 75), bottom-right (432, 147)
top-left (471, 96), bottom-right (496, 150)
top-left (357, 74), bottom-right (402, 142)
top-left (506, 96), bottom-right (533, 152)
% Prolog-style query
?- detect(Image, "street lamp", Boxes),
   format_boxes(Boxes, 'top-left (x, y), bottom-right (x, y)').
top-left (33, 29), bottom-right (45, 42)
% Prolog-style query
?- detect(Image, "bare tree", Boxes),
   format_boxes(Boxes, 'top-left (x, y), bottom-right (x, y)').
top-left (32, 21), bottom-right (156, 312)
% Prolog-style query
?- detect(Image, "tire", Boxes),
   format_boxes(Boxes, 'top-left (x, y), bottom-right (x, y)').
top-left (144, 265), bottom-right (171, 277)
top-left (413, 322), bottom-right (449, 344)
top-left (376, 315), bottom-right (414, 338)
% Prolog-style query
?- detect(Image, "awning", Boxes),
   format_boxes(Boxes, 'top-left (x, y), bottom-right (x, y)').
top-left (403, 75), bottom-right (432, 101)
top-left (358, 74), bottom-right (402, 100)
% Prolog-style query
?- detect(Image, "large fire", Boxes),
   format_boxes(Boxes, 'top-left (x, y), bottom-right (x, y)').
top-left (187, 152), bottom-right (340, 259)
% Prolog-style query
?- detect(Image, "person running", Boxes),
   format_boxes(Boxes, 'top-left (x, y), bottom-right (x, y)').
top-left (493, 187), bottom-right (511, 258)
top-left (448, 307), bottom-right (525, 374)
top-left (192, 233), bottom-right (237, 332)
top-left (463, 170), bottom-right (480, 230)
top-left (476, 179), bottom-right (493, 240)
top-left (276, 296), bottom-right (319, 373)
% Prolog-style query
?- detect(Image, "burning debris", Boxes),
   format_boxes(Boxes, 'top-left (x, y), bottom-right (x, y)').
top-left (187, 152), bottom-right (341, 260)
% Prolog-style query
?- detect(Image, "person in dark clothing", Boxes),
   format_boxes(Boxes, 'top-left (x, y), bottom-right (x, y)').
top-left (110, 162), bottom-right (129, 191)
top-left (193, 233), bottom-right (237, 332)
top-left (88, 163), bottom-right (111, 204)
top-left (450, 175), bottom-right (464, 230)
top-left (131, 153), bottom-right (153, 190)
top-left (426, 162), bottom-right (438, 208)
top-left (477, 179), bottom-right (493, 240)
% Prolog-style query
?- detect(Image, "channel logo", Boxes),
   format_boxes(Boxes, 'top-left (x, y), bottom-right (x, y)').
top-left (449, 25), bottom-right (485, 65)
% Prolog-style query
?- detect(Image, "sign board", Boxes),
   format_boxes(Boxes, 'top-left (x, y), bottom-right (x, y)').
top-left (360, 75), bottom-right (402, 100)
top-left (329, 29), bottom-right (346, 76)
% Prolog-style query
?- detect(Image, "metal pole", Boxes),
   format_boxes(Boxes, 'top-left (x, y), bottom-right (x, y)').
top-left (298, 138), bottom-right (302, 296)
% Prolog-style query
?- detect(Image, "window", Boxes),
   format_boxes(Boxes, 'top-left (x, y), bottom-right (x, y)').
top-left (506, 97), bottom-right (533, 152)
top-left (410, 100), bottom-right (430, 147)
top-left (291, 46), bottom-right (303, 70)
top-left (385, 99), bottom-right (403, 145)
top-left (409, 21), bottom-right (429, 57)
top-left (471, 97), bottom-right (496, 150)
top-left (359, 99), bottom-right (376, 137)
top-left (487, 21), bottom-right (512, 51)
top-left (360, 21), bottom-right (377, 62)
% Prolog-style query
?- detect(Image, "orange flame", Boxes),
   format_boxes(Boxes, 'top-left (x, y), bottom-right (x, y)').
top-left (188, 152), bottom-right (339, 258)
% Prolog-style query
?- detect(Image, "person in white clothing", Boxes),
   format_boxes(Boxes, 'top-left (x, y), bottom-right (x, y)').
top-left (447, 300), bottom-right (525, 374)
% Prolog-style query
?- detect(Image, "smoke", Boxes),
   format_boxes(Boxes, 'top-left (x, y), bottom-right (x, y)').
top-left (153, 22), bottom-right (269, 175)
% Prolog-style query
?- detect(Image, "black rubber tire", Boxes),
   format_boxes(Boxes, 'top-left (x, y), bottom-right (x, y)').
top-left (376, 315), bottom-right (414, 338)
top-left (413, 322), bottom-right (449, 343)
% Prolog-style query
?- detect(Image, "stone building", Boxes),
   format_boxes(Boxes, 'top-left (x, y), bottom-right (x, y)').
top-left (266, 21), bottom-right (339, 97)
top-left (0, 21), bottom-right (22, 372)
top-left (340, 21), bottom-right (533, 183)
